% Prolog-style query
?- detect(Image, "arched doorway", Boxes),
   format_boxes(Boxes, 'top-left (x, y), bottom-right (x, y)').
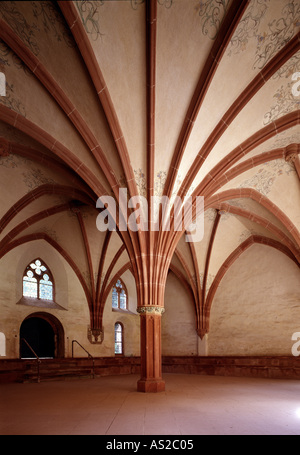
top-left (20, 312), bottom-right (64, 358)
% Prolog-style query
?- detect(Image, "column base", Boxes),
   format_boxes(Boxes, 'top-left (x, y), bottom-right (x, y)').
top-left (137, 379), bottom-right (165, 393)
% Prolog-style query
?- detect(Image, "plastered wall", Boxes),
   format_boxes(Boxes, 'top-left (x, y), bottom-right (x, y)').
top-left (208, 244), bottom-right (300, 356)
top-left (162, 271), bottom-right (198, 356)
top-left (0, 241), bottom-right (140, 358)
top-left (0, 241), bottom-right (299, 360)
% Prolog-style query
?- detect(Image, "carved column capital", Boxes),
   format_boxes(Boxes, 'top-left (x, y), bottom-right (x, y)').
top-left (285, 144), bottom-right (299, 163)
top-left (285, 152), bottom-right (297, 163)
top-left (87, 326), bottom-right (104, 344)
top-left (137, 306), bottom-right (165, 315)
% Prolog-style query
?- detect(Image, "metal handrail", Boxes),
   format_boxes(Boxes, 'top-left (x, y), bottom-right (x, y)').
top-left (21, 338), bottom-right (41, 383)
top-left (72, 340), bottom-right (95, 378)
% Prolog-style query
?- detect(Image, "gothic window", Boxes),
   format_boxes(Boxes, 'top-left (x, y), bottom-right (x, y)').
top-left (112, 279), bottom-right (128, 310)
top-left (114, 322), bottom-right (124, 355)
top-left (23, 259), bottom-right (54, 301)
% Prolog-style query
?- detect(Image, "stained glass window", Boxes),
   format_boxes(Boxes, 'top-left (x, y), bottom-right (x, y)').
top-left (115, 323), bottom-right (123, 355)
top-left (23, 271), bottom-right (38, 298)
top-left (112, 279), bottom-right (128, 310)
top-left (112, 287), bottom-right (118, 309)
top-left (23, 259), bottom-right (54, 301)
top-left (120, 289), bottom-right (126, 309)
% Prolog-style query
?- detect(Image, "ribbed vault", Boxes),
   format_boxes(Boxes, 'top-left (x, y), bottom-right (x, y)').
top-left (0, 1), bottom-right (299, 365)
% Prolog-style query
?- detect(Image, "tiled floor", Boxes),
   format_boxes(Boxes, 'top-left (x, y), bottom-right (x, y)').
top-left (1, 373), bottom-right (300, 435)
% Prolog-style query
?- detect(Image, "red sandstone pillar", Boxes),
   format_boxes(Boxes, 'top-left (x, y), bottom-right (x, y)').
top-left (137, 306), bottom-right (165, 393)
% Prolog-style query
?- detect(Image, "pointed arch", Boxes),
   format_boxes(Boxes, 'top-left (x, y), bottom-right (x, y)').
top-left (22, 257), bottom-right (54, 301)
top-left (203, 235), bottom-right (300, 336)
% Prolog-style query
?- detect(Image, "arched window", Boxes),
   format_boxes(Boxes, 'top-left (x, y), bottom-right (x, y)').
top-left (114, 322), bottom-right (124, 355)
top-left (23, 259), bottom-right (54, 301)
top-left (112, 279), bottom-right (127, 310)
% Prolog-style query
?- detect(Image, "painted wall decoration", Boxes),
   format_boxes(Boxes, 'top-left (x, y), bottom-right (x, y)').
top-left (75, 1), bottom-right (104, 41)
top-left (0, 152), bottom-right (18, 169)
top-left (228, 0), bottom-right (269, 57)
top-left (194, 0), bottom-right (230, 40)
top-left (22, 167), bottom-right (56, 192)
top-left (0, 1), bottom-right (74, 55)
top-left (37, 226), bottom-right (59, 243)
top-left (228, 0), bottom-right (300, 70)
top-left (158, 0), bottom-right (172, 8)
top-left (238, 228), bottom-right (259, 245)
top-left (274, 131), bottom-right (300, 148)
top-left (75, 0), bottom-right (145, 42)
top-left (131, 0), bottom-right (146, 10)
top-left (252, 0), bottom-right (300, 70)
top-left (205, 206), bottom-right (233, 223)
top-left (0, 81), bottom-right (26, 116)
top-left (273, 50), bottom-right (300, 81)
top-left (264, 50), bottom-right (300, 125)
top-left (205, 208), bottom-right (218, 222)
top-left (158, 0), bottom-right (229, 39)
top-left (154, 170), bottom-right (167, 197)
top-left (238, 159), bottom-right (296, 196)
top-left (0, 1), bottom-right (77, 117)
top-left (0, 39), bottom-right (31, 75)
top-left (0, 40), bottom-right (28, 116)
top-left (263, 80), bottom-right (300, 125)
top-left (0, 154), bottom-right (58, 192)
top-left (31, 1), bottom-right (75, 48)
top-left (0, 1), bottom-right (40, 56)
top-left (134, 168), bottom-right (146, 197)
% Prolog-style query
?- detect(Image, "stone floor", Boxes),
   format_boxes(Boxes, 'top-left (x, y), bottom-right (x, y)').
top-left (1, 373), bottom-right (300, 435)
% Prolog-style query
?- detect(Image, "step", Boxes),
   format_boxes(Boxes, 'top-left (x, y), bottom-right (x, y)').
top-left (23, 372), bottom-right (96, 383)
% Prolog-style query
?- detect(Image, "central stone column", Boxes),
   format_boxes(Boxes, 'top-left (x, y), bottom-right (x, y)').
top-left (137, 306), bottom-right (165, 393)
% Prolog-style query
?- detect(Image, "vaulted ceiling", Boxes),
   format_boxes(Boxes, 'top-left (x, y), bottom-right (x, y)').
top-left (0, 0), bottom-right (299, 337)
